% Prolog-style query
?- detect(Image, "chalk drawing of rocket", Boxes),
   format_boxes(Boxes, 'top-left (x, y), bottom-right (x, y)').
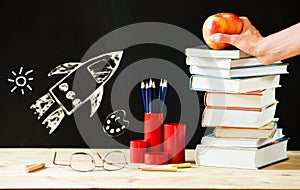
top-left (30, 51), bottom-right (123, 134)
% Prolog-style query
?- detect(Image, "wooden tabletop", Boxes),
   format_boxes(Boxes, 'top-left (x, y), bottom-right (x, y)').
top-left (0, 148), bottom-right (300, 189)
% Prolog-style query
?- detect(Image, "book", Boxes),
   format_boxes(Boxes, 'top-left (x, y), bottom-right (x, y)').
top-left (204, 88), bottom-right (276, 109)
top-left (202, 101), bottom-right (278, 128)
top-left (213, 119), bottom-right (278, 139)
top-left (189, 63), bottom-right (288, 79)
top-left (201, 128), bottom-right (284, 148)
top-left (185, 45), bottom-right (251, 59)
top-left (189, 74), bottom-right (281, 93)
top-left (194, 136), bottom-right (289, 169)
top-left (186, 56), bottom-right (282, 69)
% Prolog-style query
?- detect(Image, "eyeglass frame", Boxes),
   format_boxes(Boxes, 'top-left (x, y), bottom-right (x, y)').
top-left (52, 150), bottom-right (127, 172)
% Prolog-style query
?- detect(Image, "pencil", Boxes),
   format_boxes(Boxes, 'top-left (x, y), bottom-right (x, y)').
top-left (150, 79), bottom-right (156, 113)
top-left (141, 81), bottom-right (146, 112)
top-left (140, 166), bottom-right (177, 172)
top-left (169, 163), bottom-right (192, 168)
top-left (148, 79), bottom-right (153, 113)
top-left (145, 81), bottom-right (150, 113)
top-left (160, 79), bottom-right (167, 112)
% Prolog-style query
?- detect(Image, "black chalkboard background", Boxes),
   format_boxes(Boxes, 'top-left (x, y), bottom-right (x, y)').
top-left (1, 0), bottom-right (300, 150)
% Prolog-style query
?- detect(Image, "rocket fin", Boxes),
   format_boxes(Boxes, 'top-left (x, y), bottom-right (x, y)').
top-left (30, 93), bottom-right (55, 119)
top-left (90, 85), bottom-right (104, 117)
top-left (48, 62), bottom-right (81, 76)
top-left (42, 107), bottom-right (65, 134)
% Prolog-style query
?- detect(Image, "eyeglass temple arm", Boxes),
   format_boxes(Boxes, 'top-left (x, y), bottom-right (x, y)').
top-left (52, 151), bottom-right (71, 166)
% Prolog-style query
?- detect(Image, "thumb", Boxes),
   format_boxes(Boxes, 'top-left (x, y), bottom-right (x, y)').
top-left (209, 33), bottom-right (234, 44)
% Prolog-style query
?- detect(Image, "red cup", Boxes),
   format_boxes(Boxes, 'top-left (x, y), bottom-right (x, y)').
top-left (144, 113), bottom-right (164, 152)
top-left (130, 140), bottom-right (148, 163)
top-left (163, 123), bottom-right (186, 164)
top-left (144, 151), bottom-right (169, 165)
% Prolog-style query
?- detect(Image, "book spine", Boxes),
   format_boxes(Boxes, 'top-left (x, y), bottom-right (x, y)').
top-left (203, 92), bottom-right (208, 107)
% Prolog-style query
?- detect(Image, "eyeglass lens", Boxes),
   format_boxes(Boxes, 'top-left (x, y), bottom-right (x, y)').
top-left (103, 151), bottom-right (127, 171)
top-left (70, 152), bottom-right (96, 172)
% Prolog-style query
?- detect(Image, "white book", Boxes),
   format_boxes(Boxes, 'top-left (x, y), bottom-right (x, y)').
top-left (194, 137), bottom-right (289, 169)
top-left (186, 56), bottom-right (282, 69)
top-left (189, 63), bottom-right (288, 79)
top-left (204, 88), bottom-right (276, 109)
top-left (202, 101), bottom-right (278, 128)
top-left (189, 74), bottom-right (281, 93)
top-left (185, 45), bottom-right (251, 59)
top-left (201, 128), bottom-right (284, 148)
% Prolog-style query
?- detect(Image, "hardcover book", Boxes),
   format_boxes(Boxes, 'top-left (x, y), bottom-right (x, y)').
top-left (201, 127), bottom-right (284, 148)
top-left (189, 74), bottom-right (281, 93)
top-left (185, 45), bottom-right (251, 59)
top-left (189, 63), bottom-right (288, 79)
top-left (212, 119), bottom-right (278, 139)
top-left (194, 136), bottom-right (289, 169)
top-left (186, 56), bottom-right (282, 69)
top-left (201, 101), bottom-right (278, 128)
top-left (204, 88), bottom-right (276, 109)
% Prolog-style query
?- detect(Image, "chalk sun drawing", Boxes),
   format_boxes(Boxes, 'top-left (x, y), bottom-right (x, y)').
top-left (7, 66), bottom-right (34, 95)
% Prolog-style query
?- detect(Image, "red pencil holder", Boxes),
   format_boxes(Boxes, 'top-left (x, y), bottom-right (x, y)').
top-left (130, 140), bottom-right (148, 163)
top-left (144, 112), bottom-right (164, 152)
top-left (163, 123), bottom-right (186, 164)
top-left (144, 151), bottom-right (169, 165)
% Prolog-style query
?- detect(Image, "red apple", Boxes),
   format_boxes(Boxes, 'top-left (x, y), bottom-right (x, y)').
top-left (202, 12), bottom-right (243, 50)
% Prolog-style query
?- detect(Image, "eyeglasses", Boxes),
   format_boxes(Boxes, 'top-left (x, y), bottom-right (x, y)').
top-left (52, 150), bottom-right (127, 172)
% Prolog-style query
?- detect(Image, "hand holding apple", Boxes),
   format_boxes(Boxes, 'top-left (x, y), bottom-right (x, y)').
top-left (202, 12), bottom-right (243, 50)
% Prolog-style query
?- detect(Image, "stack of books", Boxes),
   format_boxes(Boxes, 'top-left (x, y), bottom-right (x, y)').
top-left (185, 45), bottom-right (290, 169)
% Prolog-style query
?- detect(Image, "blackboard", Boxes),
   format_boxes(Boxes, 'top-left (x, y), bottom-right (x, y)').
top-left (1, 0), bottom-right (300, 150)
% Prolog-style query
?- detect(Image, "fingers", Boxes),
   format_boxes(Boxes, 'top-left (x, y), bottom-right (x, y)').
top-left (209, 33), bottom-right (235, 45)
top-left (239, 16), bottom-right (253, 29)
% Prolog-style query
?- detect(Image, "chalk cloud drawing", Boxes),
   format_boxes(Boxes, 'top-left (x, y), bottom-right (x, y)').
top-left (30, 51), bottom-right (123, 134)
top-left (7, 66), bottom-right (34, 95)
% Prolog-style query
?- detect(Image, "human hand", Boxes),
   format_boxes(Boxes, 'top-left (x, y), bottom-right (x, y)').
top-left (209, 17), bottom-right (264, 57)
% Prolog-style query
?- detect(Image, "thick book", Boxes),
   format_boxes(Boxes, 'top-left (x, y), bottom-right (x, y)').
top-left (201, 128), bottom-right (284, 148)
top-left (189, 63), bottom-right (288, 79)
top-left (185, 45), bottom-right (251, 59)
top-left (204, 88), bottom-right (276, 109)
top-left (186, 56), bottom-right (282, 69)
top-left (194, 136), bottom-right (289, 169)
top-left (189, 74), bottom-right (281, 93)
top-left (213, 119), bottom-right (278, 139)
top-left (202, 101), bottom-right (278, 128)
